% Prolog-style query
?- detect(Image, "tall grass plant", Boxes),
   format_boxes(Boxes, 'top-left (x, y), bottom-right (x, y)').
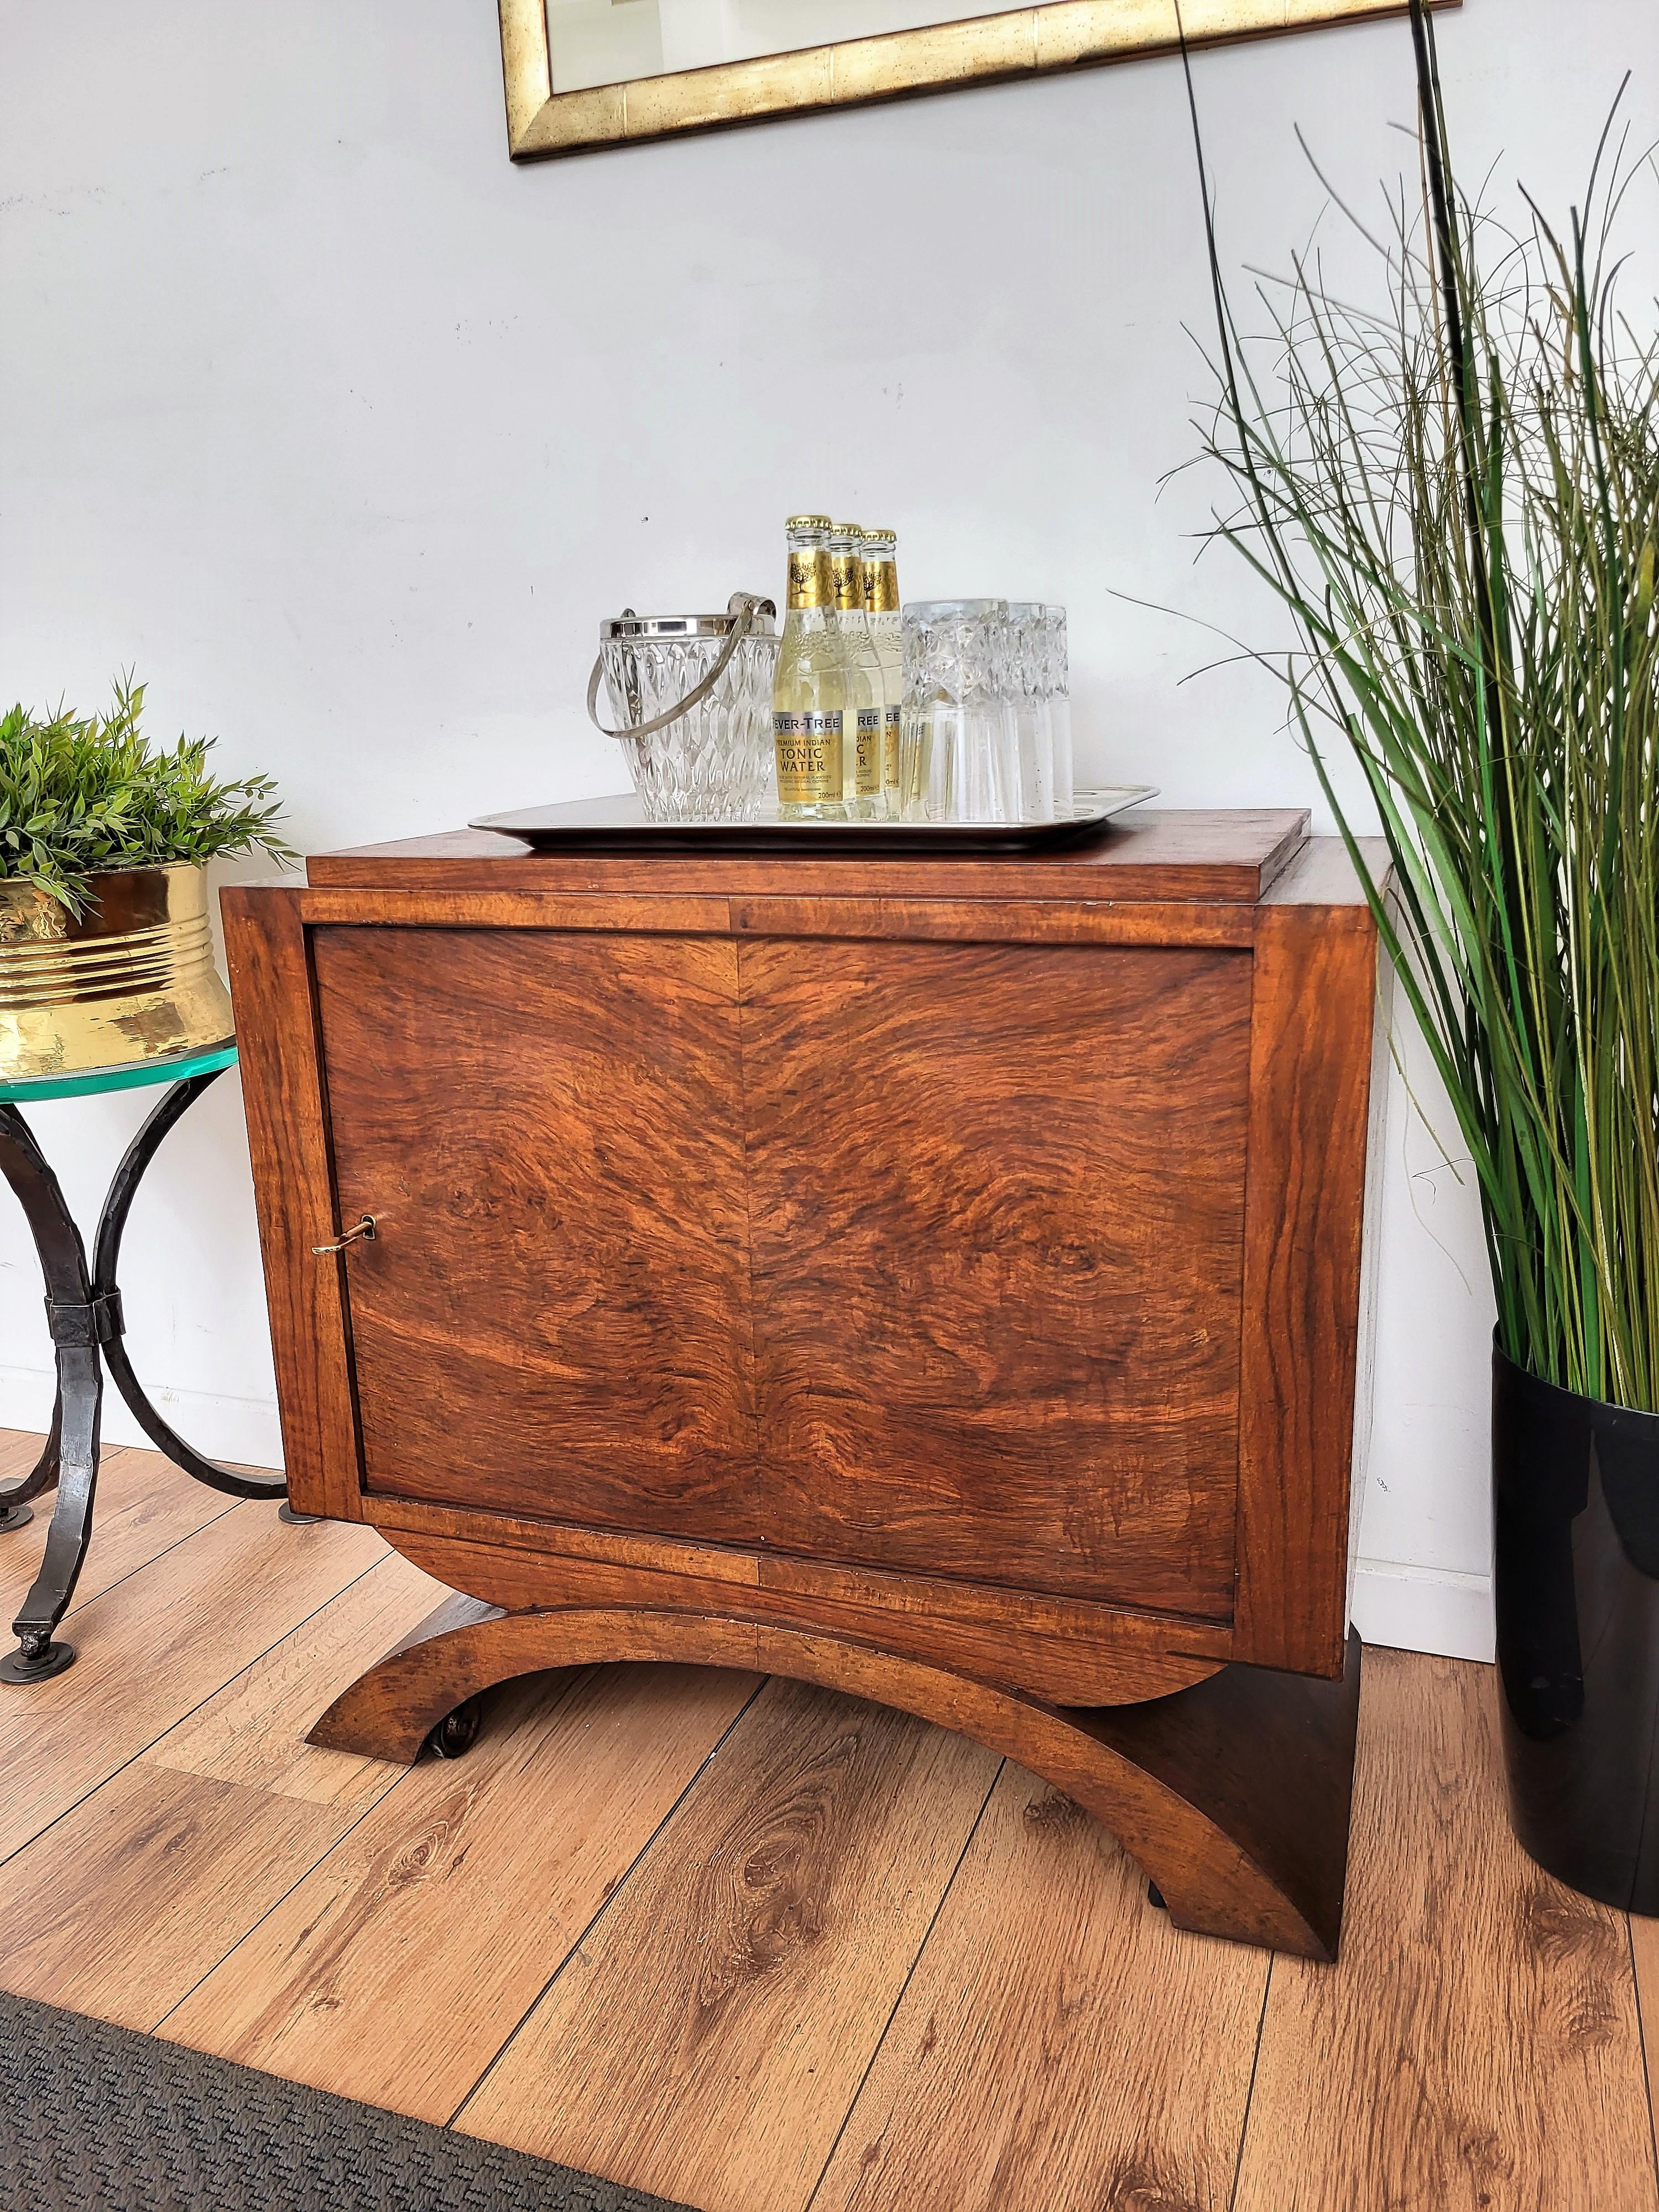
top-left (1184, 0), bottom-right (1659, 1411)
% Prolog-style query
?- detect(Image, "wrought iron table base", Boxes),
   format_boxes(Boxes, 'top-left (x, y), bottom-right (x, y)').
top-left (0, 1068), bottom-right (286, 1683)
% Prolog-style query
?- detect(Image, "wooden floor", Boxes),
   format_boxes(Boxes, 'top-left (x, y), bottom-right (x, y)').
top-left (2, 1428), bottom-right (1657, 2210)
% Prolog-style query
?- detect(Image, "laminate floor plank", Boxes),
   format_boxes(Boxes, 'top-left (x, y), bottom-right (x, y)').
top-left (0, 1759), bottom-right (354, 2029)
top-left (161, 1661), bottom-right (762, 2122)
top-left (0, 1505), bottom-right (384, 1862)
top-left (0, 1443), bottom-right (238, 1627)
top-left (3, 1432), bottom-right (1650, 2211)
top-left (457, 1676), bottom-right (1003, 2212)
top-left (1623, 1910), bottom-right (1659, 2141)
top-left (149, 1548), bottom-right (449, 1810)
top-left (0, 1426), bottom-right (46, 1477)
top-left (809, 1760), bottom-right (1269, 2212)
top-left (1234, 1650), bottom-right (1656, 2212)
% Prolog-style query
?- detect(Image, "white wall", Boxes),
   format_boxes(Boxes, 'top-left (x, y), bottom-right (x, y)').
top-left (2, 0), bottom-right (1650, 1657)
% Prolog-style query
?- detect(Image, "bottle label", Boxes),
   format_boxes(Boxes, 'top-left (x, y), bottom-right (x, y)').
top-left (775, 710), bottom-right (843, 803)
top-left (868, 560), bottom-right (900, 614)
top-left (786, 550), bottom-right (835, 610)
top-left (855, 707), bottom-right (882, 796)
top-left (882, 703), bottom-right (901, 790)
top-left (832, 556), bottom-right (867, 614)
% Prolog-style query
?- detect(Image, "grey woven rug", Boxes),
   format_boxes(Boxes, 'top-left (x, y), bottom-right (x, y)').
top-left (0, 1991), bottom-right (697, 2212)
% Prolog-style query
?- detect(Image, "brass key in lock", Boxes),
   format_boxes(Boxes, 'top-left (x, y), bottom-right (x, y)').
top-left (311, 1215), bottom-right (376, 1256)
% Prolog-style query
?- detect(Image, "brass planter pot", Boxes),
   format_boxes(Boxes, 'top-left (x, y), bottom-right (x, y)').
top-left (0, 864), bottom-right (234, 1084)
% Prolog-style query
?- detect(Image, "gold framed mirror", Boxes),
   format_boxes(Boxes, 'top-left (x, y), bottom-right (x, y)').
top-left (497, 0), bottom-right (1455, 162)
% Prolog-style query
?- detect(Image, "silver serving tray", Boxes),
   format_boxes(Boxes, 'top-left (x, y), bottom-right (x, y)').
top-left (469, 786), bottom-right (1157, 855)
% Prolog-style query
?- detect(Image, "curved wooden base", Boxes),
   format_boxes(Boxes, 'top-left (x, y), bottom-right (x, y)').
top-left (310, 1603), bottom-right (1361, 1960)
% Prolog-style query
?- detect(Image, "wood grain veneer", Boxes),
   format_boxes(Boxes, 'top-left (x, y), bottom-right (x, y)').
top-left (1235, 888), bottom-right (1379, 1675)
top-left (736, 935), bottom-right (1249, 1613)
top-left (312, 924), bottom-right (759, 1543)
top-left (225, 809), bottom-right (1387, 1958)
top-left (221, 887), bottom-right (366, 1522)
top-left (375, 1519), bottom-right (1227, 1706)
top-left (311, 924), bottom-right (1250, 1622)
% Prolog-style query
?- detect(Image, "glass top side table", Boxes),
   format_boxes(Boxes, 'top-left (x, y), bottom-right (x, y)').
top-left (0, 1040), bottom-right (288, 1684)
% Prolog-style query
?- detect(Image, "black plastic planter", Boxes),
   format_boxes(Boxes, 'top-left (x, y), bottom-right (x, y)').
top-left (1494, 1338), bottom-right (1659, 1912)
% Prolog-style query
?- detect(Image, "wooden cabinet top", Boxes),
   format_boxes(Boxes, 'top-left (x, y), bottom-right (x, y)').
top-left (305, 807), bottom-right (1371, 909)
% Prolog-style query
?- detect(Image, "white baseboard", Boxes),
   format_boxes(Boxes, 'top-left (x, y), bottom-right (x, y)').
top-left (0, 1363), bottom-right (285, 1474)
top-left (1352, 1557), bottom-right (1494, 1662)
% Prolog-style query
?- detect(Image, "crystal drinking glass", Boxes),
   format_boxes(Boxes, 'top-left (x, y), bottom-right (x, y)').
top-left (900, 599), bottom-right (1021, 824)
top-left (1042, 605), bottom-right (1074, 819)
top-left (1005, 603), bottom-right (1055, 822)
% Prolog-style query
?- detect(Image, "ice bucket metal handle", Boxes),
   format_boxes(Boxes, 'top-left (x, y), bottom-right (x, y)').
top-left (585, 591), bottom-right (774, 742)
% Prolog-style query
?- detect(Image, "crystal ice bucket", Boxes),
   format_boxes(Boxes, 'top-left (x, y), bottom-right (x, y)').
top-left (588, 593), bottom-right (778, 823)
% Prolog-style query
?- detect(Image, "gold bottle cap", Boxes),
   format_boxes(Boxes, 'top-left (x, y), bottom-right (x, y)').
top-left (831, 523), bottom-right (862, 541)
top-left (861, 527), bottom-right (896, 544)
top-left (786, 513), bottom-right (832, 533)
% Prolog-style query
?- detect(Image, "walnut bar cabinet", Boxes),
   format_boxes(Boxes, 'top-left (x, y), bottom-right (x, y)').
top-left (222, 808), bottom-right (1386, 1961)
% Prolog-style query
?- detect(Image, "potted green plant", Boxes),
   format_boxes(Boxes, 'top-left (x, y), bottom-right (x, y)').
top-left (1185, 3), bottom-right (1658, 1902)
top-left (0, 680), bottom-right (291, 1082)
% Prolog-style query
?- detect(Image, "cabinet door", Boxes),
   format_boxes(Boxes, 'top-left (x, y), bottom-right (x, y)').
top-left (312, 925), bottom-right (760, 1528)
top-left (737, 937), bottom-right (1251, 1619)
top-left (312, 923), bottom-right (1250, 1625)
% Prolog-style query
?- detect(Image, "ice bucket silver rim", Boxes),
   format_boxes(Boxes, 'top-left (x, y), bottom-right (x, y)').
top-left (587, 591), bottom-right (777, 744)
top-left (599, 607), bottom-right (776, 641)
